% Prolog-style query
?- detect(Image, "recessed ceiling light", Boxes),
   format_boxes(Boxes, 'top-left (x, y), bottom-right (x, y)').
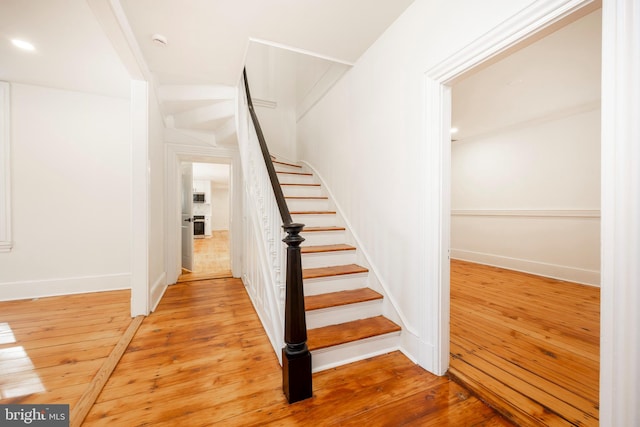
top-left (450, 127), bottom-right (459, 134)
top-left (11, 39), bottom-right (35, 51)
top-left (151, 34), bottom-right (168, 46)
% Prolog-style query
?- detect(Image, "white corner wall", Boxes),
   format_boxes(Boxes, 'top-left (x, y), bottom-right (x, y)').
top-left (246, 44), bottom-right (298, 161)
top-left (148, 86), bottom-right (167, 308)
top-left (297, 0), bottom-right (536, 370)
top-left (210, 184), bottom-right (230, 230)
top-left (451, 107), bottom-right (601, 285)
top-left (0, 83), bottom-right (131, 300)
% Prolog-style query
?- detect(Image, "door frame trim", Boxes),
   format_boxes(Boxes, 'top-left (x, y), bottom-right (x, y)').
top-left (131, 80), bottom-right (149, 316)
top-left (426, 0), bottom-right (640, 423)
top-left (164, 143), bottom-right (242, 286)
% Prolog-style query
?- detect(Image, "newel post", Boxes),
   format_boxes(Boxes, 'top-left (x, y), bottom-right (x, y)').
top-left (282, 222), bottom-right (312, 403)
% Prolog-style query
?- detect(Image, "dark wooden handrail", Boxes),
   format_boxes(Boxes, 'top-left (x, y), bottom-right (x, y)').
top-left (242, 68), bottom-right (312, 403)
top-left (242, 69), bottom-right (292, 225)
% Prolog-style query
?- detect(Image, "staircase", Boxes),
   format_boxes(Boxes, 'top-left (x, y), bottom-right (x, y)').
top-left (274, 159), bottom-right (401, 372)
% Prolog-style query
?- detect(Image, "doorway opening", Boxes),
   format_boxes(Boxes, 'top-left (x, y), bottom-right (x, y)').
top-left (179, 161), bottom-right (233, 282)
top-left (447, 6), bottom-right (601, 425)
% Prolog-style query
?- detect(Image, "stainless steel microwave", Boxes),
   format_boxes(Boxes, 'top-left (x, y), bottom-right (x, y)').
top-left (193, 192), bottom-right (205, 203)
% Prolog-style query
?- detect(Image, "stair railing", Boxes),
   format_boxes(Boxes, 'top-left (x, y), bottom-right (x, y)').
top-left (240, 68), bottom-right (312, 403)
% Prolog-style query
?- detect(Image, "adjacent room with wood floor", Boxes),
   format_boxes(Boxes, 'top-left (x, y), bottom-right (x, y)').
top-left (447, 7), bottom-right (601, 426)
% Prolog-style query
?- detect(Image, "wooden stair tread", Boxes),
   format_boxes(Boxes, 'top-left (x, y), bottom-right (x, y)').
top-left (305, 288), bottom-right (382, 311)
top-left (304, 226), bottom-right (346, 232)
top-left (307, 316), bottom-right (401, 351)
top-left (291, 210), bottom-right (336, 215)
top-left (301, 244), bottom-right (355, 254)
top-left (276, 171), bottom-right (313, 176)
top-left (273, 160), bottom-right (302, 168)
top-left (303, 264), bottom-right (368, 279)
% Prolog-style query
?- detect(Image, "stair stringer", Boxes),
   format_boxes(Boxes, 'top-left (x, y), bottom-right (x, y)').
top-left (299, 160), bottom-right (420, 357)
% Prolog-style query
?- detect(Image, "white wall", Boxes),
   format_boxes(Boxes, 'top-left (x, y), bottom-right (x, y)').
top-left (148, 86), bottom-right (166, 302)
top-left (450, 10), bottom-right (601, 285)
top-left (246, 44), bottom-right (298, 161)
top-left (297, 0), bottom-right (535, 366)
top-left (210, 184), bottom-right (230, 230)
top-left (451, 108), bottom-right (600, 285)
top-left (0, 83), bottom-right (131, 300)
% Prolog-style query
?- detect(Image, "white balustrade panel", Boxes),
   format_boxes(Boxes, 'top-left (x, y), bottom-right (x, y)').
top-left (237, 76), bottom-right (287, 364)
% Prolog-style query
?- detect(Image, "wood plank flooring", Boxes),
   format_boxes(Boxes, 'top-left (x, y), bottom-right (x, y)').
top-left (81, 277), bottom-right (512, 426)
top-left (6, 257), bottom-right (602, 425)
top-left (0, 290), bottom-right (131, 407)
top-left (449, 259), bottom-right (600, 426)
top-left (178, 230), bottom-right (232, 282)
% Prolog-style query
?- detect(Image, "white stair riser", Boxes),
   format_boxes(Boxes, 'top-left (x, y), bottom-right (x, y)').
top-left (304, 273), bottom-right (368, 296)
top-left (281, 185), bottom-right (324, 197)
top-left (277, 174), bottom-right (316, 185)
top-left (306, 300), bottom-right (383, 329)
top-left (311, 332), bottom-right (401, 373)
top-left (274, 164), bottom-right (304, 173)
top-left (291, 213), bottom-right (336, 227)
top-left (286, 198), bottom-right (330, 212)
top-left (302, 250), bottom-right (357, 269)
top-left (301, 231), bottom-right (346, 246)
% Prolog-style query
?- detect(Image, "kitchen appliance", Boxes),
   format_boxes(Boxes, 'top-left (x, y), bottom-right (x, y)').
top-left (193, 215), bottom-right (205, 238)
top-left (193, 192), bottom-right (205, 203)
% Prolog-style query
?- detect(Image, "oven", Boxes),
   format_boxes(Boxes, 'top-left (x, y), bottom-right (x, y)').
top-left (193, 215), bottom-right (205, 238)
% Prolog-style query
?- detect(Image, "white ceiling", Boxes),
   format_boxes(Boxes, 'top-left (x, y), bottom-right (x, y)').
top-left (117, 0), bottom-right (415, 86)
top-left (0, 0), bottom-right (131, 98)
top-left (2, 0), bottom-right (416, 145)
top-left (193, 162), bottom-right (229, 185)
top-left (116, 0), bottom-right (416, 144)
top-left (452, 9), bottom-right (601, 141)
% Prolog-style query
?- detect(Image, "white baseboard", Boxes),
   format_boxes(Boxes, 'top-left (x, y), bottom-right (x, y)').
top-left (0, 273), bottom-right (131, 302)
top-left (451, 249), bottom-right (600, 286)
top-left (149, 272), bottom-right (167, 312)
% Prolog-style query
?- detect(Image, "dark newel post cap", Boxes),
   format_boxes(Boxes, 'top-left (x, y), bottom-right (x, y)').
top-left (283, 223), bottom-right (305, 246)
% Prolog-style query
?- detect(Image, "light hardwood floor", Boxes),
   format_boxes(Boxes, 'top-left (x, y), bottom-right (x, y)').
top-left (449, 259), bottom-right (600, 426)
top-left (85, 277), bottom-right (511, 426)
top-left (0, 290), bottom-right (131, 407)
top-left (0, 277), bottom-right (512, 426)
top-left (179, 230), bottom-right (232, 282)
top-left (5, 256), bottom-right (597, 425)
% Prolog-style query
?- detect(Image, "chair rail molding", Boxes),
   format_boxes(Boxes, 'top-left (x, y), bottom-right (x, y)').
top-left (451, 209), bottom-right (601, 218)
